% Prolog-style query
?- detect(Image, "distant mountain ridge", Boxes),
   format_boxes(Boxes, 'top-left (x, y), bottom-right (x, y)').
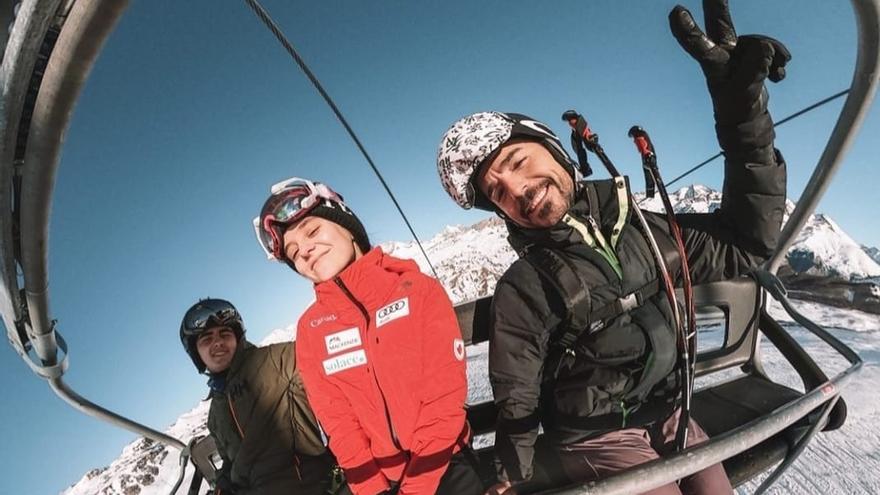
top-left (61, 184), bottom-right (880, 495)
top-left (863, 245), bottom-right (880, 266)
top-left (386, 184), bottom-right (880, 303)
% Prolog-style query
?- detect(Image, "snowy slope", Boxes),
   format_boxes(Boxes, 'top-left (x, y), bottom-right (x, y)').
top-left (737, 299), bottom-right (880, 494)
top-left (61, 185), bottom-right (880, 494)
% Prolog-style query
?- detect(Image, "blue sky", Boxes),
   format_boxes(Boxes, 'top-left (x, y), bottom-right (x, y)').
top-left (2, 1), bottom-right (877, 494)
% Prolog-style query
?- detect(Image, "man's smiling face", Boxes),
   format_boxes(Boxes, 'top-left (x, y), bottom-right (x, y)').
top-left (476, 139), bottom-right (574, 229)
top-left (195, 326), bottom-right (238, 374)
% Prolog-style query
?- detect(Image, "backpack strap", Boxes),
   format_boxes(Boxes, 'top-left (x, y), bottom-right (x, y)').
top-left (590, 278), bottom-right (661, 326)
top-left (523, 246), bottom-right (662, 380)
top-left (522, 246), bottom-right (591, 350)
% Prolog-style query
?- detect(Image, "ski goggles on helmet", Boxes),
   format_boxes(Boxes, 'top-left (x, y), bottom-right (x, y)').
top-left (253, 177), bottom-right (348, 261)
top-left (181, 298), bottom-right (242, 337)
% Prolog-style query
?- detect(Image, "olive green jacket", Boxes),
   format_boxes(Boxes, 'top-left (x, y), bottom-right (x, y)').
top-left (207, 340), bottom-right (331, 495)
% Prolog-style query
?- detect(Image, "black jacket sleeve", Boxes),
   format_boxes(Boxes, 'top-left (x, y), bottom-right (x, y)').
top-left (489, 264), bottom-right (563, 482)
top-left (668, 101), bottom-right (787, 284)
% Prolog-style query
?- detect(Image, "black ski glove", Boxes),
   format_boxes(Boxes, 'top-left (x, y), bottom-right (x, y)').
top-left (213, 469), bottom-right (236, 494)
top-left (378, 481), bottom-right (400, 495)
top-left (669, 0), bottom-right (791, 151)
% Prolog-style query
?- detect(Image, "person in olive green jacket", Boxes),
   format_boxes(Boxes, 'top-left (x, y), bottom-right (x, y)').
top-left (180, 298), bottom-right (347, 495)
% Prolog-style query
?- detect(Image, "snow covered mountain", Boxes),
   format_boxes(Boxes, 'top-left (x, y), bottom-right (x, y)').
top-left (637, 184), bottom-right (880, 280)
top-left (387, 184), bottom-right (880, 304)
top-left (61, 184), bottom-right (880, 495)
top-left (382, 216), bottom-right (515, 304)
top-left (61, 402), bottom-right (211, 495)
top-left (786, 213), bottom-right (880, 280)
top-left (863, 245), bottom-right (880, 266)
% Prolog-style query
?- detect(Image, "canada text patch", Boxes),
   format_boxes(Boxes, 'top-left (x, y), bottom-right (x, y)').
top-left (376, 297), bottom-right (410, 327)
top-left (325, 327), bottom-right (361, 355)
top-left (323, 349), bottom-right (367, 375)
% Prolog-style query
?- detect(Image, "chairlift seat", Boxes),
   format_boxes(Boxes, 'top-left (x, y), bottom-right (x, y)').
top-left (457, 278), bottom-right (846, 491)
top-left (691, 374), bottom-right (811, 487)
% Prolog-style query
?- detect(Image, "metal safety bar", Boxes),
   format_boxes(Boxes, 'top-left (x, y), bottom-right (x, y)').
top-left (1, 0), bottom-right (189, 453)
top-left (767, 0), bottom-right (880, 274)
top-left (1, 0), bottom-right (876, 494)
top-left (0, 0), bottom-right (65, 359)
top-left (48, 377), bottom-right (186, 450)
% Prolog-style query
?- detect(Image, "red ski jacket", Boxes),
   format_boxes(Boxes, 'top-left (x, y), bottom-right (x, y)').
top-left (296, 248), bottom-right (470, 495)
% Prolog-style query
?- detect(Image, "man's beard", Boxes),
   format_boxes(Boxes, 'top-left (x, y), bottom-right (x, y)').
top-left (519, 179), bottom-right (569, 224)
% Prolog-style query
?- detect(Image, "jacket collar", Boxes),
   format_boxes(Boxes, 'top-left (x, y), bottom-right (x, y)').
top-left (314, 247), bottom-right (419, 312)
top-left (505, 177), bottom-right (629, 253)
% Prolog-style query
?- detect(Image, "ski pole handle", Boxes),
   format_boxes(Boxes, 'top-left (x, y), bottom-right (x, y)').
top-left (627, 125), bottom-right (656, 166)
top-left (562, 110), bottom-right (597, 146)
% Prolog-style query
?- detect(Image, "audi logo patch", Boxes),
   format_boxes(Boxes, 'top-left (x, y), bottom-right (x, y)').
top-left (376, 297), bottom-right (410, 327)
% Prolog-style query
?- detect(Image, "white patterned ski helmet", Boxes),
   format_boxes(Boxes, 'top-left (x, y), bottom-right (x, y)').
top-left (436, 111), bottom-right (577, 210)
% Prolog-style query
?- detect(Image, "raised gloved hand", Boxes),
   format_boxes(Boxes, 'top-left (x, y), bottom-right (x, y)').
top-left (669, 0), bottom-right (791, 129)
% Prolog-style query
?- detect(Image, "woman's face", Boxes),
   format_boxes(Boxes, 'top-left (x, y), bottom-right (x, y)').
top-left (282, 216), bottom-right (362, 283)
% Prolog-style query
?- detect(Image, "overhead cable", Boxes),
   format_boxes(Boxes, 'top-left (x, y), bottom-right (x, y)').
top-left (243, 0), bottom-right (439, 279)
top-left (665, 89), bottom-right (851, 187)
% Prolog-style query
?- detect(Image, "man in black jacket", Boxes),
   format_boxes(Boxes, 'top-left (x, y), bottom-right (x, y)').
top-left (435, 2), bottom-right (788, 494)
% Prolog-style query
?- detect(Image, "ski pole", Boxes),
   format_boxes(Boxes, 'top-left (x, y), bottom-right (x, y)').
top-left (561, 110), bottom-right (622, 177)
top-left (561, 111), bottom-right (690, 448)
top-left (561, 110), bottom-right (595, 177)
top-left (628, 125), bottom-right (698, 451)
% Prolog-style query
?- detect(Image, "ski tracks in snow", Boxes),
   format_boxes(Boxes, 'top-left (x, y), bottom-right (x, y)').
top-left (737, 324), bottom-right (880, 494)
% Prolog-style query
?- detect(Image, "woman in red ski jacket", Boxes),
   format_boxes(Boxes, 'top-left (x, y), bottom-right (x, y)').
top-left (254, 177), bottom-right (483, 495)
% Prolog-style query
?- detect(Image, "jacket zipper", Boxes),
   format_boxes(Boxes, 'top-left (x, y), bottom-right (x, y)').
top-left (228, 389), bottom-right (302, 480)
top-left (587, 215), bottom-right (624, 280)
top-left (562, 213), bottom-right (624, 279)
top-left (228, 396), bottom-right (245, 439)
top-left (334, 277), bottom-right (406, 454)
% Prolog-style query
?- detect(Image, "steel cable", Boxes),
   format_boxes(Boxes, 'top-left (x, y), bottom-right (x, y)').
top-left (243, 0), bottom-right (439, 279)
top-left (665, 89), bottom-right (851, 187)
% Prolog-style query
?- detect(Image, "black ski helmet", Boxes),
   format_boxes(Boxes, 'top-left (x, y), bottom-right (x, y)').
top-left (179, 298), bottom-right (245, 373)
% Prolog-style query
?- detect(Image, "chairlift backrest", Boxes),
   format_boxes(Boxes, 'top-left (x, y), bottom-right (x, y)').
top-left (456, 277), bottom-right (763, 374)
top-left (189, 435), bottom-right (221, 486)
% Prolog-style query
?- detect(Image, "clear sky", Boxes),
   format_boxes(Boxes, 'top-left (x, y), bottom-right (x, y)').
top-left (2, 1), bottom-right (877, 494)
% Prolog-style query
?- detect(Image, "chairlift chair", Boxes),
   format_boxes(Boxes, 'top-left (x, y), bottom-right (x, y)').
top-left (0, 1), bottom-right (876, 494)
top-left (455, 276), bottom-right (858, 494)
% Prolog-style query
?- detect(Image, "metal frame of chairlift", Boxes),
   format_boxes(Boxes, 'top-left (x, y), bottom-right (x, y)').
top-left (0, 0), bottom-right (877, 494)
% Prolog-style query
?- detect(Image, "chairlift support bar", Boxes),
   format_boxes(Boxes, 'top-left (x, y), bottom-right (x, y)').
top-left (1, 0), bottom-right (185, 452)
top-left (767, 0), bottom-right (880, 274)
top-left (0, 0), bottom-right (66, 360)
